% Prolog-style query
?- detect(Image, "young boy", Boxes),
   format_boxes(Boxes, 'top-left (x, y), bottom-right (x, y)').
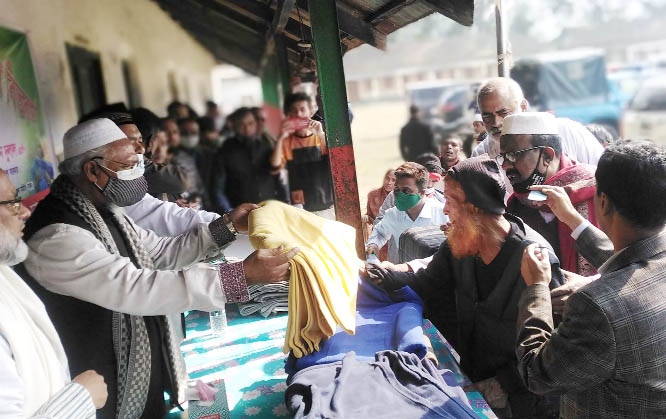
top-left (270, 92), bottom-right (335, 218)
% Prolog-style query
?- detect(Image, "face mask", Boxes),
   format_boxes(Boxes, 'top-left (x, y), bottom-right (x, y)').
top-left (395, 190), bottom-right (422, 211)
top-left (181, 134), bottom-right (199, 148)
top-left (94, 155), bottom-right (147, 206)
top-left (512, 149), bottom-right (546, 194)
top-left (424, 187), bottom-right (435, 196)
top-left (96, 176), bottom-right (148, 207)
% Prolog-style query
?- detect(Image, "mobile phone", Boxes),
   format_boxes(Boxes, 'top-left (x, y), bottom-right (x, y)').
top-left (528, 190), bottom-right (548, 201)
top-left (288, 118), bottom-right (310, 131)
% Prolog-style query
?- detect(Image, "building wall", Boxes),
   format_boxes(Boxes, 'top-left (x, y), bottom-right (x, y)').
top-left (0, 0), bottom-right (217, 158)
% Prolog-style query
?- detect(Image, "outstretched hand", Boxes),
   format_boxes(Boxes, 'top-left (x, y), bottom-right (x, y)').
top-left (529, 185), bottom-right (584, 230)
top-left (521, 243), bottom-right (552, 287)
top-left (229, 203), bottom-right (259, 233)
top-left (243, 246), bottom-right (299, 285)
top-left (551, 270), bottom-right (597, 315)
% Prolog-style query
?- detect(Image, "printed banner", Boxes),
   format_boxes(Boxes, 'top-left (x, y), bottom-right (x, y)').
top-left (0, 26), bottom-right (55, 206)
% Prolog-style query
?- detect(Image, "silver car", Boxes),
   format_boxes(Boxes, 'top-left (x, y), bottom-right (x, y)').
top-left (621, 76), bottom-right (666, 145)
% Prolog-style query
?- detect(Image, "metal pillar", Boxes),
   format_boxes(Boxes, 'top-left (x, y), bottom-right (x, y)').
top-left (495, 0), bottom-right (509, 77)
top-left (307, 0), bottom-right (364, 257)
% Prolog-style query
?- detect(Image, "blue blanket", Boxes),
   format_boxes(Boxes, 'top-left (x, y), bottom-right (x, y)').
top-left (286, 277), bottom-right (426, 375)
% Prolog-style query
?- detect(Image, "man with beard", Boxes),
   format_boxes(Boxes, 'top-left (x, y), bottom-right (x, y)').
top-left (16, 118), bottom-right (297, 418)
top-left (0, 169), bottom-right (108, 417)
top-left (499, 112), bottom-right (600, 276)
top-left (517, 140), bottom-right (666, 418)
top-left (212, 107), bottom-right (289, 213)
top-left (366, 156), bottom-right (564, 418)
top-left (472, 77), bottom-right (603, 165)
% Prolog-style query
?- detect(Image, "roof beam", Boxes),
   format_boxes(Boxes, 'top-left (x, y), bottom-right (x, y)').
top-left (423, 0), bottom-right (474, 26)
top-left (260, 0), bottom-right (296, 73)
top-left (335, 4), bottom-right (386, 50)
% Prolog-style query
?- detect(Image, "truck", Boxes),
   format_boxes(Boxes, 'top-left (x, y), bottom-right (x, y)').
top-left (510, 48), bottom-right (625, 138)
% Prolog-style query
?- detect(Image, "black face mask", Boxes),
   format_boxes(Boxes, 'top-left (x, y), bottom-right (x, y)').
top-left (512, 149), bottom-right (546, 194)
top-left (96, 176), bottom-right (148, 207)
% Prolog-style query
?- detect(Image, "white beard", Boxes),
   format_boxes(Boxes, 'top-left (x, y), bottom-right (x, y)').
top-left (0, 228), bottom-right (28, 266)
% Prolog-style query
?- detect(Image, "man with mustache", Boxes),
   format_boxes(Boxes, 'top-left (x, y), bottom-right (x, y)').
top-left (366, 156), bottom-right (563, 418)
top-left (472, 77), bottom-right (603, 165)
top-left (499, 112), bottom-right (600, 277)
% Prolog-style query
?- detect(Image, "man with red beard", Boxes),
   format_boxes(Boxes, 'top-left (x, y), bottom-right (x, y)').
top-left (499, 112), bottom-right (600, 276)
top-left (367, 156), bottom-right (564, 418)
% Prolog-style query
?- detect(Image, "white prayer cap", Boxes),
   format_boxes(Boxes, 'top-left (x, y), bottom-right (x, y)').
top-left (63, 118), bottom-right (127, 159)
top-left (473, 114), bottom-right (483, 123)
top-left (502, 112), bottom-right (558, 136)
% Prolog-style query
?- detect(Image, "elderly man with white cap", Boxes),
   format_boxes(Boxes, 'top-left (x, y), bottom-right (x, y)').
top-left (499, 112), bottom-right (601, 278)
top-left (15, 118), bottom-right (297, 419)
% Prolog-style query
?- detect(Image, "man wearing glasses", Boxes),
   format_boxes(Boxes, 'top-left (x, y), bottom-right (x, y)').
top-left (16, 118), bottom-right (297, 419)
top-left (499, 112), bottom-right (601, 277)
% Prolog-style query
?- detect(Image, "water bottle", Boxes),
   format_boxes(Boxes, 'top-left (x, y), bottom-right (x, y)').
top-left (366, 253), bottom-right (380, 266)
top-left (209, 308), bottom-right (227, 335)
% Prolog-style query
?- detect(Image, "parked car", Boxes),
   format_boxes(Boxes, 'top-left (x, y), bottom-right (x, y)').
top-left (621, 75), bottom-right (666, 144)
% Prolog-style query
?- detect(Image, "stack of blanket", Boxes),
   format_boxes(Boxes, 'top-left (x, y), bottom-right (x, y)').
top-left (238, 282), bottom-right (289, 317)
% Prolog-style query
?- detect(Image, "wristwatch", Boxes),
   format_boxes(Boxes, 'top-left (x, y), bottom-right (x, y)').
top-left (222, 212), bottom-right (238, 236)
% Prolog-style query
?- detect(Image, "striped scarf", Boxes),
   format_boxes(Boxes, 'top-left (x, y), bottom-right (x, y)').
top-left (50, 176), bottom-right (186, 418)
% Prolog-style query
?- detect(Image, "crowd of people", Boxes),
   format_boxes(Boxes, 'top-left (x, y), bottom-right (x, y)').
top-left (1, 74), bottom-right (665, 419)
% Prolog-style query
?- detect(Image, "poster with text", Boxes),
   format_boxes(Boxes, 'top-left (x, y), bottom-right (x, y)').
top-left (0, 26), bottom-right (55, 207)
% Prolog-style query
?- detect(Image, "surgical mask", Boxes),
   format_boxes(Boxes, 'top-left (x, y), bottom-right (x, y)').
top-left (424, 187), bottom-right (435, 196)
top-left (181, 134), bottom-right (199, 148)
top-left (394, 190), bottom-right (422, 211)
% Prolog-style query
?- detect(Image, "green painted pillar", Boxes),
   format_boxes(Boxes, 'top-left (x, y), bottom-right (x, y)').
top-left (307, 0), bottom-right (364, 257)
top-left (260, 56), bottom-right (283, 137)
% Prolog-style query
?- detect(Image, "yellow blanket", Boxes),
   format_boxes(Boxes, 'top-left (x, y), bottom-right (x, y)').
top-left (248, 200), bottom-right (361, 358)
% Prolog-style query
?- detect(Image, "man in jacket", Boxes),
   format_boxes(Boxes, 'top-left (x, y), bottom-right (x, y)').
top-left (517, 139), bottom-right (666, 418)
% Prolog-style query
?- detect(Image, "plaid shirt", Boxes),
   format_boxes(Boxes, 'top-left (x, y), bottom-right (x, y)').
top-left (516, 229), bottom-right (666, 418)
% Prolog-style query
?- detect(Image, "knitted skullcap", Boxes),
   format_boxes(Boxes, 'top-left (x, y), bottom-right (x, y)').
top-left (502, 112), bottom-right (558, 135)
top-left (447, 155), bottom-right (507, 215)
top-left (63, 118), bottom-right (127, 159)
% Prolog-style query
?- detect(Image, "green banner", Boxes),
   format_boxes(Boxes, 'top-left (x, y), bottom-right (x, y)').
top-left (0, 26), bottom-right (55, 202)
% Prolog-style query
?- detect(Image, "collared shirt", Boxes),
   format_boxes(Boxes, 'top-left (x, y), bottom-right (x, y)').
top-left (367, 198), bottom-right (448, 263)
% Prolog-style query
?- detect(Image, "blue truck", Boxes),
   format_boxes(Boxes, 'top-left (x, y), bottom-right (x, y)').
top-left (510, 48), bottom-right (625, 138)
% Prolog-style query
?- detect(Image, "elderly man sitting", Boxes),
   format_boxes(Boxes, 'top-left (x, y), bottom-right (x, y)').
top-left (17, 118), bottom-right (297, 419)
top-left (367, 156), bottom-right (563, 418)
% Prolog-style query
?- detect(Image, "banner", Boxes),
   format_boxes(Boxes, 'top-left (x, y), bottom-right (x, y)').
top-left (0, 26), bottom-right (55, 207)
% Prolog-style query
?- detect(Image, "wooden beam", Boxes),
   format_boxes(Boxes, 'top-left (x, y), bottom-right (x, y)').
top-left (366, 0), bottom-right (417, 25)
top-left (423, 0), bottom-right (474, 26)
top-left (335, 4), bottom-right (387, 50)
top-left (260, 0), bottom-right (296, 73)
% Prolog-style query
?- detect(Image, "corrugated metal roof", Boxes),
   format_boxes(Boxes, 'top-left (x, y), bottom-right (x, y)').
top-left (154, 0), bottom-right (474, 75)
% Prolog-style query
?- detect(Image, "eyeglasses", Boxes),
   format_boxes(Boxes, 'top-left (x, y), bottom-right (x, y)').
top-left (0, 195), bottom-right (23, 215)
top-left (92, 154), bottom-right (145, 180)
top-left (495, 146), bottom-right (545, 166)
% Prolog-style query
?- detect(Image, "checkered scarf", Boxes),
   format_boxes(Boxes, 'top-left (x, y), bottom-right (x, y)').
top-left (50, 176), bottom-right (186, 417)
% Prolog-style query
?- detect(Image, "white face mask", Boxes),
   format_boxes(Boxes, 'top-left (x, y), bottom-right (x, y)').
top-left (424, 187), bottom-right (435, 196)
top-left (181, 134), bottom-right (199, 148)
top-left (95, 154), bottom-right (145, 180)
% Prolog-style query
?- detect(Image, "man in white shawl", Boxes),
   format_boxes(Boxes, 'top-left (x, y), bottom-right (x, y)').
top-left (0, 168), bottom-right (107, 417)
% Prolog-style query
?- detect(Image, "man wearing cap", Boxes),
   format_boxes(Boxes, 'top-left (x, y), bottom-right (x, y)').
top-left (366, 162), bottom-right (448, 264)
top-left (472, 77), bottom-right (603, 165)
top-left (472, 113), bottom-right (487, 145)
top-left (16, 118), bottom-right (297, 419)
top-left (499, 112), bottom-right (600, 277)
top-left (366, 156), bottom-right (564, 418)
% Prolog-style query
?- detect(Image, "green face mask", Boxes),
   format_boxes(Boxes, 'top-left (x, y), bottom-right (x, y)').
top-left (394, 190), bottom-right (421, 211)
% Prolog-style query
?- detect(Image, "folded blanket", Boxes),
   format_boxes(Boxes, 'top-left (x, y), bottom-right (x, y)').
top-left (286, 277), bottom-right (427, 375)
top-left (248, 200), bottom-right (362, 357)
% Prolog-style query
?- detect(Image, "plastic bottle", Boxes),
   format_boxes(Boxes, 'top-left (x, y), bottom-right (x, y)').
top-left (209, 308), bottom-right (227, 335)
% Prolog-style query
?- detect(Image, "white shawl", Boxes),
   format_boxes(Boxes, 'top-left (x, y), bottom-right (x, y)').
top-left (0, 264), bottom-right (70, 415)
